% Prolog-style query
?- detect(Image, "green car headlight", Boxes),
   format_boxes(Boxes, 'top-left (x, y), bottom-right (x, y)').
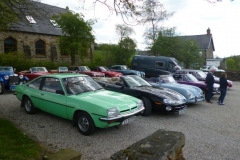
top-left (107, 107), bottom-right (120, 118)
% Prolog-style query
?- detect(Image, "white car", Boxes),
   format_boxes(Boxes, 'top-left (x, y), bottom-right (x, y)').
top-left (200, 65), bottom-right (225, 72)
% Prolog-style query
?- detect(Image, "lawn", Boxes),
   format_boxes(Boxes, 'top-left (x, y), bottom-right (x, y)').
top-left (0, 118), bottom-right (47, 160)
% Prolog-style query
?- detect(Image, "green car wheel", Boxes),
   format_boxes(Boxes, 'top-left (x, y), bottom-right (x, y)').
top-left (23, 96), bottom-right (37, 114)
top-left (76, 112), bottom-right (96, 136)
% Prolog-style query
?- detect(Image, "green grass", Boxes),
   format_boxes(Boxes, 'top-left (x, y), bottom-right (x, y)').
top-left (0, 118), bottom-right (47, 160)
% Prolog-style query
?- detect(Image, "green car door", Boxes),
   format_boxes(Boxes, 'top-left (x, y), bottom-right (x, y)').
top-left (37, 77), bottom-right (68, 119)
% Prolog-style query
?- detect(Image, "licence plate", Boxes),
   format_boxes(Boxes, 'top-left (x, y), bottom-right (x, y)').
top-left (10, 85), bottom-right (16, 91)
top-left (121, 117), bottom-right (135, 125)
top-left (178, 109), bottom-right (186, 115)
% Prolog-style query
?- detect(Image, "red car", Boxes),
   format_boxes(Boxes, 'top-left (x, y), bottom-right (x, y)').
top-left (92, 66), bottom-right (123, 77)
top-left (68, 66), bottom-right (105, 77)
top-left (18, 67), bottom-right (51, 81)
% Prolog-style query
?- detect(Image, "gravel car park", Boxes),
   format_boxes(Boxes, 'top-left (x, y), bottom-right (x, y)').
top-left (0, 82), bottom-right (240, 160)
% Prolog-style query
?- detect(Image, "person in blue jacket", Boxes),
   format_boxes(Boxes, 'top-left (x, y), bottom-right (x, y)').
top-left (205, 67), bottom-right (215, 103)
top-left (218, 73), bottom-right (228, 105)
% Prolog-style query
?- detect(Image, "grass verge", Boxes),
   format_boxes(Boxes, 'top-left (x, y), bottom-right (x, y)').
top-left (0, 118), bottom-right (47, 160)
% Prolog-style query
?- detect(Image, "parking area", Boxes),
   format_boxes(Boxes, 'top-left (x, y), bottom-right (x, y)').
top-left (0, 82), bottom-right (240, 160)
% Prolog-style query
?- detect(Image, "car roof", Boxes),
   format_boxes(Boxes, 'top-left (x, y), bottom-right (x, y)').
top-left (177, 69), bottom-right (203, 72)
top-left (40, 73), bottom-right (87, 78)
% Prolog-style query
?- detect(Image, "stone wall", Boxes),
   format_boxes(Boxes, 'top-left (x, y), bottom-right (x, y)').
top-left (0, 31), bottom-right (72, 63)
top-left (214, 71), bottom-right (240, 81)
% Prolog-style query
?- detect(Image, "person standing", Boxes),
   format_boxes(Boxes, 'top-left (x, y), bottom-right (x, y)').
top-left (218, 73), bottom-right (228, 105)
top-left (205, 67), bottom-right (215, 103)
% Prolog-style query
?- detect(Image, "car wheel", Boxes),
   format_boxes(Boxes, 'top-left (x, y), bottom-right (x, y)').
top-left (76, 112), bottom-right (96, 136)
top-left (23, 96), bottom-right (37, 114)
top-left (0, 82), bottom-right (4, 94)
top-left (141, 97), bottom-right (152, 116)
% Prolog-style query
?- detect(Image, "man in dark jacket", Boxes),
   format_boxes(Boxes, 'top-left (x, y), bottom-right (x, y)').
top-left (205, 67), bottom-right (215, 103)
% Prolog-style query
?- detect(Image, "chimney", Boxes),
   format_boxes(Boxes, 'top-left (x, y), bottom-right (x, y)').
top-left (207, 28), bottom-right (211, 35)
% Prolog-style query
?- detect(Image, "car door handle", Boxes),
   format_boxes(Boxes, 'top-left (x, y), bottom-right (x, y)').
top-left (41, 93), bottom-right (44, 96)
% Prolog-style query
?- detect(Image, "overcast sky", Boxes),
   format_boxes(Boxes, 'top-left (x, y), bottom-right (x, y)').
top-left (41, 0), bottom-right (240, 58)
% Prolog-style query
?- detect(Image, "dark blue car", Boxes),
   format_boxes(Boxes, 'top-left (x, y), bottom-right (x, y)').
top-left (109, 65), bottom-right (145, 77)
top-left (0, 66), bottom-right (29, 94)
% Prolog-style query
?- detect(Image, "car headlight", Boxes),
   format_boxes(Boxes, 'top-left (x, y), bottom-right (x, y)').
top-left (187, 91), bottom-right (192, 97)
top-left (137, 100), bottom-right (144, 109)
top-left (107, 107), bottom-right (120, 118)
top-left (19, 75), bottom-right (23, 79)
top-left (4, 75), bottom-right (9, 80)
top-left (163, 99), bottom-right (175, 104)
top-left (166, 106), bottom-right (172, 111)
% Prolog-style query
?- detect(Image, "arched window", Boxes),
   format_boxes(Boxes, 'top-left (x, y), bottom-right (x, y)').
top-left (35, 40), bottom-right (45, 55)
top-left (4, 37), bottom-right (17, 53)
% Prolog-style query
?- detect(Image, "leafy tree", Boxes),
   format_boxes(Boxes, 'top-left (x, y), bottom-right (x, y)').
top-left (115, 24), bottom-right (135, 42)
top-left (179, 40), bottom-right (202, 69)
top-left (230, 56), bottom-right (240, 70)
top-left (151, 27), bottom-right (202, 68)
top-left (116, 37), bottom-right (137, 64)
top-left (151, 27), bottom-right (181, 56)
top-left (52, 12), bottom-right (94, 65)
top-left (226, 58), bottom-right (236, 70)
top-left (139, 0), bottom-right (174, 49)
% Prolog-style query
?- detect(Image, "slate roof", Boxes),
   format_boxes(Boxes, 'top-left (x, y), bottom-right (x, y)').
top-left (178, 34), bottom-right (215, 51)
top-left (9, 1), bottom-right (68, 36)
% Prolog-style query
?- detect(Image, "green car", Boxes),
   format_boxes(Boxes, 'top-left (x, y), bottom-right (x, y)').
top-left (14, 74), bottom-right (144, 135)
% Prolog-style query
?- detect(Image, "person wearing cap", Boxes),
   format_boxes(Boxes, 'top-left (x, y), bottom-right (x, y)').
top-left (205, 67), bottom-right (215, 103)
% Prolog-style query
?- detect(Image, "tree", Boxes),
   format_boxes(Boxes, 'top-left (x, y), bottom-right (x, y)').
top-left (0, 0), bottom-right (42, 31)
top-left (115, 24), bottom-right (135, 42)
top-left (116, 37), bottom-right (137, 64)
top-left (52, 12), bottom-right (94, 65)
top-left (151, 27), bottom-right (202, 68)
top-left (139, 0), bottom-right (174, 49)
top-left (151, 27), bottom-right (181, 56)
top-left (226, 58), bottom-right (236, 70)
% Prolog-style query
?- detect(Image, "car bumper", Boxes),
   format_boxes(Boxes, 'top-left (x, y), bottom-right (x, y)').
top-left (188, 96), bottom-right (205, 103)
top-left (99, 106), bottom-right (145, 123)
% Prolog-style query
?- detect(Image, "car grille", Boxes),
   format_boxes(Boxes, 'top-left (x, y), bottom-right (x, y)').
top-left (9, 76), bottom-right (20, 85)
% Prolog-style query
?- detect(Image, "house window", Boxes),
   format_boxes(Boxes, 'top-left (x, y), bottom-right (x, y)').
top-left (50, 19), bottom-right (60, 27)
top-left (4, 37), bottom-right (17, 53)
top-left (26, 16), bottom-right (36, 24)
top-left (35, 40), bottom-right (46, 55)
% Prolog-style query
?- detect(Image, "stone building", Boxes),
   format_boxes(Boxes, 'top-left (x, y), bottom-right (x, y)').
top-left (0, 2), bottom-right (71, 63)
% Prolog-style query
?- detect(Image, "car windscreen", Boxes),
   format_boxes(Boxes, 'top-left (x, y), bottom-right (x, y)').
top-left (196, 71), bottom-right (206, 78)
top-left (160, 75), bottom-right (176, 83)
top-left (99, 66), bottom-right (109, 71)
top-left (63, 76), bottom-right (103, 94)
top-left (0, 67), bottom-right (13, 72)
top-left (124, 75), bottom-right (151, 87)
top-left (185, 74), bottom-right (199, 82)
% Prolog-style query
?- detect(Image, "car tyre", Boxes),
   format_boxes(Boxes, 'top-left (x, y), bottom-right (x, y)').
top-left (76, 112), bottom-right (96, 136)
top-left (0, 82), bottom-right (4, 94)
top-left (23, 96), bottom-right (37, 114)
top-left (141, 97), bottom-right (152, 116)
